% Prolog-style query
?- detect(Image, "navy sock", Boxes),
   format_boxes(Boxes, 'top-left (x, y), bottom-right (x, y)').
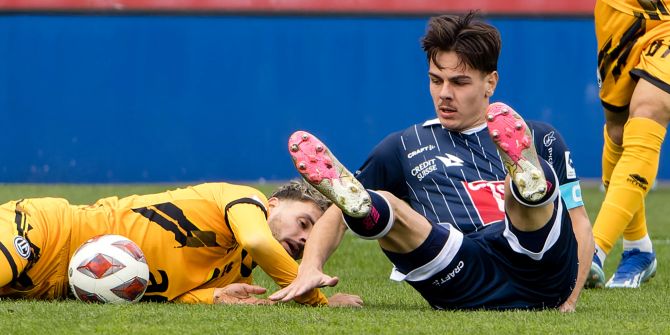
top-left (342, 190), bottom-right (394, 240)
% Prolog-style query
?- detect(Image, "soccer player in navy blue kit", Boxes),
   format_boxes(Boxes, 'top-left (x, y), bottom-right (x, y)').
top-left (270, 12), bottom-right (593, 312)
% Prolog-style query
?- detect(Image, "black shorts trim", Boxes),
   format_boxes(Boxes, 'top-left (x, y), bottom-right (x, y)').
top-left (601, 100), bottom-right (629, 113)
top-left (631, 68), bottom-right (670, 95)
top-left (0, 242), bottom-right (18, 281)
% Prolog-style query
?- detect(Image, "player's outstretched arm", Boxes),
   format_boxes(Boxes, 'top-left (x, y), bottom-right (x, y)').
top-left (213, 283), bottom-right (274, 305)
top-left (269, 205), bottom-right (347, 302)
top-left (560, 205), bottom-right (594, 313)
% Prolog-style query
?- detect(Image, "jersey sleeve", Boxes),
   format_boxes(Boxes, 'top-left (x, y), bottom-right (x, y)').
top-left (355, 131), bottom-right (408, 198)
top-left (174, 288), bottom-right (217, 304)
top-left (0, 208), bottom-right (31, 288)
top-left (530, 121), bottom-right (584, 209)
top-left (225, 201), bottom-right (328, 306)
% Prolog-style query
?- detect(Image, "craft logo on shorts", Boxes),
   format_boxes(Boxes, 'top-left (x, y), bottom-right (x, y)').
top-left (13, 236), bottom-right (31, 259)
top-left (432, 260), bottom-right (465, 286)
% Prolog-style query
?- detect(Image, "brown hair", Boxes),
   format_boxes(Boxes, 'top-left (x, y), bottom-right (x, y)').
top-left (421, 11), bottom-right (501, 73)
top-left (270, 180), bottom-right (332, 212)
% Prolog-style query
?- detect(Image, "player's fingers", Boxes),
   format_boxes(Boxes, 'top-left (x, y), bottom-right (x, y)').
top-left (277, 286), bottom-right (302, 302)
top-left (240, 283), bottom-right (267, 295)
top-left (268, 288), bottom-right (286, 301)
top-left (321, 276), bottom-right (339, 288)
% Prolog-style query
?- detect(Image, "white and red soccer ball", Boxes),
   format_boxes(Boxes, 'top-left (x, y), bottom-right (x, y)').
top-left (68, 234), bottom-right (150, 303)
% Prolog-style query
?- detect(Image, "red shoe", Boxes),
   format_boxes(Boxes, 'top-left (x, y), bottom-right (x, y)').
top-left (288, 131), bottom-right (370, 218)
top-left (486, 102), bottom-right (547, 202)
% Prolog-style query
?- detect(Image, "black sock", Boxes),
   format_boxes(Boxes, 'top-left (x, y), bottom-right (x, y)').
top-left (509, 158), bottom-right (559, 207)
top-left (342, 190), bottom-right (394, 240)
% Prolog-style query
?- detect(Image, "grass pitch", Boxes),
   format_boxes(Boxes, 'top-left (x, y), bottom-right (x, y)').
top-left (0, 183), bottom-right (668, 334)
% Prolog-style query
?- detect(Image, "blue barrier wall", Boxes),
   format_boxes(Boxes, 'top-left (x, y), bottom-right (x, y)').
top-left (0, 15), bottom-right (661, 182)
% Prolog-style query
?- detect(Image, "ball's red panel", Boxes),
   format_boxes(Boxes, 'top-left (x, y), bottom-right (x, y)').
top-left (77, 253), bottom-right (126, 279)
top-left (110, 277), bottom-right (148, 301)
top-left (72, 285), bottom-right (105, 303)
top-left (112, 240), bottom-right (146, 263)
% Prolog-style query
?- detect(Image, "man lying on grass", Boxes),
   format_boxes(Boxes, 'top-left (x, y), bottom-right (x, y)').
top-left (0, 181), bottom-right (361, 306)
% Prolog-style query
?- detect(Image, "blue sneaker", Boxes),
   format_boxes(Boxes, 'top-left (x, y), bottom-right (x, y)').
top-left (584, 255), bottom-right (606, 289)
top-left (606, 249), bottom-right (657, 288)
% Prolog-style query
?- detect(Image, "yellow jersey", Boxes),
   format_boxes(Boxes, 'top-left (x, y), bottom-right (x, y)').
top-left (602, 0), bottom-right (670, 20)
top-left (0, 183), bottom-right (327, 305)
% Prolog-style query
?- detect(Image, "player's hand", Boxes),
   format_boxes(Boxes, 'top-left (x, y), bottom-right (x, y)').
top-left (559, 297), bottom-right (577, 313)
top-left (269, 266), bottom-right (339, 302)
top-left (327, 293), bottom-right (363, 308)
top-left (213, 283), bottom-right (275, 305)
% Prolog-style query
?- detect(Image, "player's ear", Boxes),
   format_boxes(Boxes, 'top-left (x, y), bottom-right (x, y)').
top-left (267, 197), bottom-right (279, 210)
top-left (485, 71), bottom-right (499, 97)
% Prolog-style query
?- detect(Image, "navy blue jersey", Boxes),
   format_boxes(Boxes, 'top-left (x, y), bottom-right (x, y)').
top-left (355, 119), bottom-right (582, 234)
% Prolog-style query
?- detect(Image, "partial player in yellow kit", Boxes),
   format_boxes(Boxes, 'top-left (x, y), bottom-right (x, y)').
top-left (0, 182), bottom-right (361, 306)
top-left (587, 0), bottom-right (670, 288)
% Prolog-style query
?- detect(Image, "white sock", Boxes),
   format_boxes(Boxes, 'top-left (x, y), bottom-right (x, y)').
top-left (595, 244), bottom-right (607, 266)
top-left (623, 235), bottom-right (653, 253)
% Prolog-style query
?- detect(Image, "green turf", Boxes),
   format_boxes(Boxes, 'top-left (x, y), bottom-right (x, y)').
top-left (0, 184), bottom-right (668, 334)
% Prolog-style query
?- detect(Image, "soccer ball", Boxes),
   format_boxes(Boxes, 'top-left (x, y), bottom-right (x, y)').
top-left (68, 234), bottom-right (150, 303)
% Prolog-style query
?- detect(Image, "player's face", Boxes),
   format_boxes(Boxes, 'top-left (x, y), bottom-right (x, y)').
top-left (428, 51), bottom-right (498, 132)
top-left (266, 198), bottom-right (323, 260)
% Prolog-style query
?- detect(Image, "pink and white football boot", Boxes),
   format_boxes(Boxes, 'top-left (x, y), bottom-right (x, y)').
top-left (288, 131), bottom-right (371, 218)
top-left (486, 102), bottom-right (547, 202)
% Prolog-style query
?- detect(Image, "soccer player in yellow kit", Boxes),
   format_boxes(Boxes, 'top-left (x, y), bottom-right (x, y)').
top-left (0, 182), bottom-right (362, 306)
top-left (587, 0), bottom-right (670, 288)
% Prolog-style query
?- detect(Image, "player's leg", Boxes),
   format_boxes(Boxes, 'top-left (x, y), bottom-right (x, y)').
top-left (598, 78), bottom-right (669, 288)
top-left (590, 2), bottom-right (668, 288)
top-left (486, 102), bottom-right (559, 232)
top-left (288, 131), bottom-right (431, 253)
top-left (587, 118), bottom-right (627, 288)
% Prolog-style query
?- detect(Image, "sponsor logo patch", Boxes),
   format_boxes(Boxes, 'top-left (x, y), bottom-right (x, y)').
top-left (462, 180), bottom-right (505, 225)
top-left (565, 151), bottom-right (576, 179)
top-left (407, 145), bottom-right (436, 158)
top-left (627, 174), bottom-right (649, 191)
top-left (411, 159), bottom-right (437, 181)
top-left (14, 236), bottom-right (31, 259)
top-left (436, 154), bottom-right (464, 168)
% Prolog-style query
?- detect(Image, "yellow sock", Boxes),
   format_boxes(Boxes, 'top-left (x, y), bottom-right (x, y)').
top-left (592, 117), bottom-right (666, 253)
top-left (597, 126), bottom-right (648, 246)
top-left (623, 200), bottom-right (648, 241)
top-left (601, 125), bottom-right (623, 188)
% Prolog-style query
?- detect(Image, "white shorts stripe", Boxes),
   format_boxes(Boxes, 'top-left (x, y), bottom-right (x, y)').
top-left (502, 198), bottom-right (564, 261)
top-left (389, 226), bottom-right (464, 282)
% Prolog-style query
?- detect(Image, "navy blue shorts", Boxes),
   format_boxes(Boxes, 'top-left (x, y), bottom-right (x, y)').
top-left (383, 198), bottom-right (578, 310)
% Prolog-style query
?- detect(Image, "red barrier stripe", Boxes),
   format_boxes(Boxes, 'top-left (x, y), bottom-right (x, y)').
top-left (0, 0), bottom-right (595, 15)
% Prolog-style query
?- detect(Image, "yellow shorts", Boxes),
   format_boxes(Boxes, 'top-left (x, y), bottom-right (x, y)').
top-left (596, 0), bottom-right (670, 112)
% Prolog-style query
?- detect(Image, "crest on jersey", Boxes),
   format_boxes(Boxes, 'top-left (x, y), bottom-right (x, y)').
top-left (14, 236), bottom-right (31, 259)
top-left (436, 154), bottom-right (464, 168)
top-left (543, 131), bottom-right (556, 147)
top-left (462, 180), bottom-right (506, 225)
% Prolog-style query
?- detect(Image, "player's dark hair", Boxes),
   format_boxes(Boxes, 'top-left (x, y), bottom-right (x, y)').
top-left (421, 11), bottom-right (501, 73)
top-left (271, 180), bottom-right (332, 213)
